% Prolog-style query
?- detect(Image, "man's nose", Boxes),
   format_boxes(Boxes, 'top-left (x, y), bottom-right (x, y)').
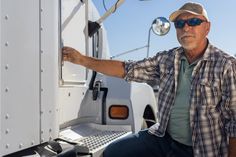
top-left (182, 23), bottom-right (191, 31)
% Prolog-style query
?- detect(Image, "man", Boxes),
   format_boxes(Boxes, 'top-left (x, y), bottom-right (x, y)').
top-left (63, 2), bottom-right (236, 157)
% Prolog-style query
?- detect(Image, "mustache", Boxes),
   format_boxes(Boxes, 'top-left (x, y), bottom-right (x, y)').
top-left (180, 33), bottom-right (195, 39)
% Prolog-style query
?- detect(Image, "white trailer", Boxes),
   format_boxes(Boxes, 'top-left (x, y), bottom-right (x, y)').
top-left (0, 0), bottom-right (157, 156)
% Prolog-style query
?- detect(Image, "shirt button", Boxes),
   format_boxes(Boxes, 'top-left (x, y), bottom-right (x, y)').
top-left (196, 149), bottom-right (200, 154)
top-left (191, 122), bottom-right (194, 126)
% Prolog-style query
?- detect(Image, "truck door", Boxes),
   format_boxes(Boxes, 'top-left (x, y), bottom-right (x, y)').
top-left (60, 0), bottom-right (87, 83)
top-left (59, 0), bottom-right (107, 126)
top-left (59, 0), bottom-right (89, 125)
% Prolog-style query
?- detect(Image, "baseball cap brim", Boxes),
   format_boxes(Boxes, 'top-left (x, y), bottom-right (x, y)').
top-left (169, 10), bottom-right (204, 22)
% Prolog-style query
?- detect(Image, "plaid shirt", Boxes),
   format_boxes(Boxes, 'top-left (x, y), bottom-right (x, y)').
top-left (124, 42), bottom-right (236, 157)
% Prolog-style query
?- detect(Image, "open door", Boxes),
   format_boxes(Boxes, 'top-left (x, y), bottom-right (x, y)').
top-left (60, 0), bottom-right (87, 85)
top-left (58, 0), bottom-right (106, 126)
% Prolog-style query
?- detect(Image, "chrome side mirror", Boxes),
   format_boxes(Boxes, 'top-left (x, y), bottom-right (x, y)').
top-left (146, 17), bottom-right (170, 57)
top-left (151, 17), bottom-right (170, 36)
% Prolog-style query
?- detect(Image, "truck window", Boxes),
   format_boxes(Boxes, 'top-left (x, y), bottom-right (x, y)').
top-left (91, 28), bottom-right (104, 59)
top-left (60, 0), bottom-right (87, 85)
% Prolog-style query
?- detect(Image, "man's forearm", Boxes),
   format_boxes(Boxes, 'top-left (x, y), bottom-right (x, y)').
top-left (82, 55), bottom-right (125, 78)
top-left (62, 46), bottom-right (126, 78)
top-left (229, 137), bottom-right (236, 157)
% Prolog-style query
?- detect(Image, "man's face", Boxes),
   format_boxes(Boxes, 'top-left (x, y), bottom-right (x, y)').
top-left (175, 13), bottom-right (210, 51)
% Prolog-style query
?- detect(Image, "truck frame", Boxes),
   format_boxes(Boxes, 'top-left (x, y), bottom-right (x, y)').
top-left (0, 0), bottom-right (157, 156)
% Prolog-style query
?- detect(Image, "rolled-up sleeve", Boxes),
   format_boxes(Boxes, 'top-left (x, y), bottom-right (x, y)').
top-left (124, 55), bottom-right (160, 83)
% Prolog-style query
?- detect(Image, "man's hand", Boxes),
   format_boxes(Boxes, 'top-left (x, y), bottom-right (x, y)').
top-left (62, 46), bottom-right (83, 65)
top-left (62, 46), bottom-right (125, 78)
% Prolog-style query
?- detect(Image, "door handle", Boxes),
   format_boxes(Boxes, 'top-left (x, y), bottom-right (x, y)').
top-left (93, 80), bottom-right (102, 100)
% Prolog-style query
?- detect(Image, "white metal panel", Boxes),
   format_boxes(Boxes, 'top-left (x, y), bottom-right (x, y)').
top-left (130, 82), bottom-right (157, 133)
top-left (104, 76), bottom-right (134, 125)
top-left (59, 1), bottom-right (115, 126)
top-left (61, 0), bottom-right (87, 83)
top-left (59, 86), bottom-right (88, 125)
top-left (104, 76), bottom-right (157, 133)
top-left (59, 0), bottom-right (92, 126)
top-left (40, 0), bottom-right (60, 143)
top-left (0, 0), bottom-right (40, 155)
top-left (0, 0), bottom-right (2, 147)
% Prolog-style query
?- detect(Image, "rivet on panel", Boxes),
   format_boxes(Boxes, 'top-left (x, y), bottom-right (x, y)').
top-left (41, 130), bottom-right (44, 134)
top-left (40, 111), bottom-right (43, 115)
top-left (5, 88), bottom-right (9, 92)
top-left (40, 50), bottom-right (44, 54)
top-left (40, 8), bottom-right (43, 12)
top-left (31, 141), bottom-right (35, 145)
top-left (5, 129), bottom-right (9, 134)
top-left (49, 128), bottom-right (52, 132)
top-left (19, 143), bottom-right (23, 149)
top-left (5, 42), bottom-right (9, 47)
top-left (5, 144), bottom-right (10, 149)
top-left (5, 114), bottom-right (10, 119)
top-left (49, 110), bottom-right (52, 113)
top-left (5, 15), bottom-right (9, 20)
top-left (41, 69), bottom-right (43, 73)
top-left (40, 27), bottom-right (43, 31)
top-left (5, 64), bottom-right (9, 70)
top-left (41, 88), bottom-right (43, 92)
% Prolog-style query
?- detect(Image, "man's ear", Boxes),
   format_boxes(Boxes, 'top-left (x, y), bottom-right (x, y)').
top-left (206, 22), bottom-right (211, 35)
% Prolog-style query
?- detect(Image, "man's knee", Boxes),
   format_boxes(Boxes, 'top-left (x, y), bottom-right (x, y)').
top-left (103, 134), bottom-right (136, 157)
top-left (103, 142), bottom-right (118, 157)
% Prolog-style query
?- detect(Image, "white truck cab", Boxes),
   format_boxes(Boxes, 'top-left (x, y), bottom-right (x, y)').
top-left (0, 0), bottom-right (157, 156)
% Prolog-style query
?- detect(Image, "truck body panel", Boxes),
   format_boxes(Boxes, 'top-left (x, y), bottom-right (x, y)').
top-left (1, 0), bottom-right (41, 154)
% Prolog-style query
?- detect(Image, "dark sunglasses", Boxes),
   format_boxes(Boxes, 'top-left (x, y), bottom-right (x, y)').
top-left (174, 18), bottom-right (207, 29)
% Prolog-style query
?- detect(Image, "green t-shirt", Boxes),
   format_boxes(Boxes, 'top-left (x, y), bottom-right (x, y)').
top-left (167, 55), bottom-right (198, 146)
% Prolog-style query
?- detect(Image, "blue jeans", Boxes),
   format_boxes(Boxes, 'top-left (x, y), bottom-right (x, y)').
top-left (103, 130), bottom-right (193, 157)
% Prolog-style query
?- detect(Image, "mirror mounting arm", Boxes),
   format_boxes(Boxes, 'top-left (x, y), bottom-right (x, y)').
top-left (146, 27), bottom-right (152, 58)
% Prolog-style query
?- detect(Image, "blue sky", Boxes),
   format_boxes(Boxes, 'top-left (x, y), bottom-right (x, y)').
top-left (92, 0), bottom-right (236, 60)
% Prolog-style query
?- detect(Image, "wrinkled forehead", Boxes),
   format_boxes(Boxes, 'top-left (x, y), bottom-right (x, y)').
top-left (176, 12), bottom-right (206, 20)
